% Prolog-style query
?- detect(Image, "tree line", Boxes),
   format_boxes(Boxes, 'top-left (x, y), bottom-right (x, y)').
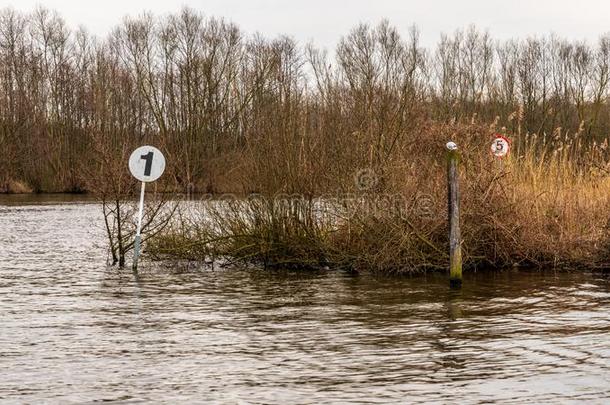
top-left (0, 7), bottom-right (608, 193)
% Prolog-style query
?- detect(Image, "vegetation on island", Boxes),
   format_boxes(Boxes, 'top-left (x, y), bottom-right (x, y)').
top-left (1, 7), bottom-right (609, 271)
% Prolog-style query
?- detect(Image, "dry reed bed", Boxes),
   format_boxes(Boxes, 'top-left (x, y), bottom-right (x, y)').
top-left (148, 121), bottom-right (610, 273)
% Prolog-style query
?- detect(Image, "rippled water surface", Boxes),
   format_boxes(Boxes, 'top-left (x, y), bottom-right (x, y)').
top-left (1, 196), bottom-right (609, 404)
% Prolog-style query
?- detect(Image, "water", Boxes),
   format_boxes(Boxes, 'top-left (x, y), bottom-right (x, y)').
top-left (1, 196), bottom-right (609, 404)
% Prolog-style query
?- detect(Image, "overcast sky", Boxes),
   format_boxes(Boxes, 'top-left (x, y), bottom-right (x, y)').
top-left (0, 0), bottom-right (608, 49)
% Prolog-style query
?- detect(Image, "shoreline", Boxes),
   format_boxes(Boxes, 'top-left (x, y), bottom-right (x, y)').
top-left (5, 188), bottom-right (610, 275)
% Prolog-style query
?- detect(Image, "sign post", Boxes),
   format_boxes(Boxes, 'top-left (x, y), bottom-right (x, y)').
top-left (128, 145), bottom-right (166, 271)
top-left (491, 135), bottom-right (510, 171)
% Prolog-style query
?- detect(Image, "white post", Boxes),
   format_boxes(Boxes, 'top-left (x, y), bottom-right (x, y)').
top-left (497, 157), bottom-right (505, 173)
top-left (132, 181), bottom-right (146, 271)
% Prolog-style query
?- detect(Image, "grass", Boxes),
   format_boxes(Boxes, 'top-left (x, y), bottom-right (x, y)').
top-left (147, 118), bottom-right (610, 274)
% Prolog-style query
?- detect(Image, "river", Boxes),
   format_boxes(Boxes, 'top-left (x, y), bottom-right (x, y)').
top-left (1, 196), bottom-right (609, 404)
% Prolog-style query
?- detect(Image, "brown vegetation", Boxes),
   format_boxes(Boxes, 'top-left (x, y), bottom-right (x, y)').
top-left (150, 118), bottom-right (610, 272)
top-left (1, 8), bottom-right (609, 271)
top-left (0, 8), bottom-right (608, 193)
top-left (80, 132), bottom-right (177, 267)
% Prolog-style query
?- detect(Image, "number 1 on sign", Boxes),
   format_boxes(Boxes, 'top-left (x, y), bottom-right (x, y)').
top-left (141, 151), bottom-right (154, 177)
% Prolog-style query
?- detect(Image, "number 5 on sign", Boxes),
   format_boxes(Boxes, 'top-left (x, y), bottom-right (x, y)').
top-left (128, 145), bottom-right (166, 271)
top-left (491, 135), bottom-right (510, 158)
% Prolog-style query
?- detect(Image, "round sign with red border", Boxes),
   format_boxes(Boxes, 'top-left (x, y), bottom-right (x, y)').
top-left (491, 135), bottom-right (510, 158)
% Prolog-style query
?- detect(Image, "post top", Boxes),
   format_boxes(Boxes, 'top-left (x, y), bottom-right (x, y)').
top-left (446, 141), bottom-right (458, 150)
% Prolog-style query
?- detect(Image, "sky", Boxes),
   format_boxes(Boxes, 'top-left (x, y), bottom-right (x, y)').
top-left (0, 0), bottom-right (608, 50)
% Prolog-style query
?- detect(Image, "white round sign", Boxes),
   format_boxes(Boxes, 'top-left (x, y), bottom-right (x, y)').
top-left (128, 145), bottom-right (166, 182)
top-left (491, 136), bottom-right (510, 158)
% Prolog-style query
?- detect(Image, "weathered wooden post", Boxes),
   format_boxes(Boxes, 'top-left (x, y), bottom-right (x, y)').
top-left (446, 141), bottom-right (462, 288)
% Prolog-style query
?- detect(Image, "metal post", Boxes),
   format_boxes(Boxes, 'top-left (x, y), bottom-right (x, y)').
top-left (446, 142), bottom-right (462, 288)
top-left (132, 181), bottom-right (146, 271)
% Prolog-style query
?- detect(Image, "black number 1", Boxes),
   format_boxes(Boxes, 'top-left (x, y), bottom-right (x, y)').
top-left (141, 151), bottom-right (154, 176)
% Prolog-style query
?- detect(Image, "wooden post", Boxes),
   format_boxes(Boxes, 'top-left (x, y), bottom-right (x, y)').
top-left (446, 142), bottom-right (462, 288)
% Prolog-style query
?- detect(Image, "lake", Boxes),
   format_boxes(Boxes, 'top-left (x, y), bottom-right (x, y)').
top-left (1, 195), bottom-right (609, 403)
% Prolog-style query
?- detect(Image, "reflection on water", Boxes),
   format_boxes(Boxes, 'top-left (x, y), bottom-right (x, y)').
top-left (1, 197), bottom-right (609, 403)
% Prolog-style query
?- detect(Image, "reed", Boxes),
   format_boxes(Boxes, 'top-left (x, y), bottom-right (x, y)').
top-left (150, 118), bottom-right (610, 273)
